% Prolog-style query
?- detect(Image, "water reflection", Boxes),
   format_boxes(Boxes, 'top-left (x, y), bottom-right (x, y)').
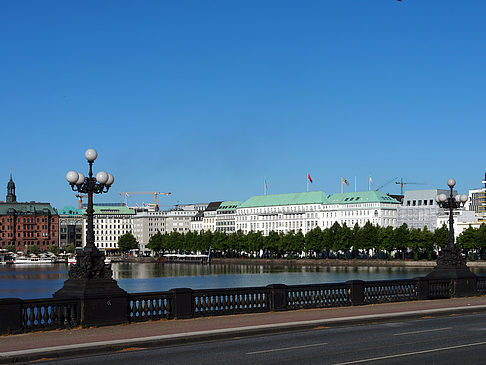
top-left (2, 262), bottom-right (486, 299)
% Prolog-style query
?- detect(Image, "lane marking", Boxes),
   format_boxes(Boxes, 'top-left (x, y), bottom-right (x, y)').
top-left (247, 342), bottom-right (328, 355)
top-left (393, 327), bottom-right (452, 336)
top-left (331, 340), bottom-right (486, 365)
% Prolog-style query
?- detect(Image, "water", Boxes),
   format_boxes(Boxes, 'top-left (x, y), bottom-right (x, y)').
top-left (2, 263), bottom-right (485, 299)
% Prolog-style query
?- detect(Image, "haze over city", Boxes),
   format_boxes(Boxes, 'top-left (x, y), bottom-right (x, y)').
top-left (1, 1), bottom-right (485, 209)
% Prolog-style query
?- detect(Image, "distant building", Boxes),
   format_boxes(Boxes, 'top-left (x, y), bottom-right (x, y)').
top-left (397, 189), bottom-right (454, 230)
top-left (0, 174), bottom-right (58, 252)
top-left (216, 201), bottom-right (241, 233)
top-left (236, 191), bottom-right (400, 236)
top-left (467, 173), bottom-right (486, 223)
top-left (57, 206), bottom-right (84, 249)
top-left (202, 201), bottom-right (223, 232)
top-left (89, 205), bottom-right (135, 252)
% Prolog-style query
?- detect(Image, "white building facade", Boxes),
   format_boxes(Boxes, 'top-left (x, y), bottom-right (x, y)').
top-left (87, 206), bottom-right (135, 252)
top-left (236, 191), bottom-right (400, 236)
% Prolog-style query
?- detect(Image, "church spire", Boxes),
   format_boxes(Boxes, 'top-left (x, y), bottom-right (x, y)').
top-left (6, 171), bottom-right (16, 203)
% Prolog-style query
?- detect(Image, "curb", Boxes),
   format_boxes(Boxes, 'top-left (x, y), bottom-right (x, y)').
top-left (2, 304), bottom-right (486, 363)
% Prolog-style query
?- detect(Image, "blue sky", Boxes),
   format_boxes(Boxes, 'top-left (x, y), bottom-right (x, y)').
top-left (1, 1), bottom-right (485, 209)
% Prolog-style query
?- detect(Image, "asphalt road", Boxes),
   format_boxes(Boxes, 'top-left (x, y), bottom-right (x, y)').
top-left (40, 313), bottom-right (486, 365)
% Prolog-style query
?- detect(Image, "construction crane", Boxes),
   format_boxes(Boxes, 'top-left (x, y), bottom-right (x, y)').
top-left (118, 192), bottom-right (172, 211)
top-left (395, 178), bottom-right (426, 195)
top-left (74, 194), bottom-right (87, 209)
top-left (375, 177), bottom-right (399, 192)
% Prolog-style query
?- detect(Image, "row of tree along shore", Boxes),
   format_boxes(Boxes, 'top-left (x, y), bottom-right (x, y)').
top-left (144, 222), bottom-right (486, 261)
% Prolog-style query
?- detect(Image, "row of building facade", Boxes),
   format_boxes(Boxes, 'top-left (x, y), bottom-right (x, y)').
top-left (1, 174), bottom-right (485, 253)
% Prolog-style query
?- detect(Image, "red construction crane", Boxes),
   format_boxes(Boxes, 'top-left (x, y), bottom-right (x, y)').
top-left (74, 194), bottom-right (88, 209)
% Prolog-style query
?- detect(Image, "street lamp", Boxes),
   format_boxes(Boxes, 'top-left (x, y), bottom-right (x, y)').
top-left (62, 149), bottom-right (115, 280)
top-left (426, 178), bottom-right (476, 289)
top-left (434, 179), bottom-right (468, 250)
top-left (54, 149), bottom-right (128, 326)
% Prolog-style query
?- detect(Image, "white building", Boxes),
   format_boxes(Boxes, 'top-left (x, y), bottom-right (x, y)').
top-left (132, 211), bottom-right (166, 253)
top-left (236, 191), bottom-right (400, 236)
top-left (87, 206), bottom-right (135, 252)
top-left (216, 201), bottom-right (241, 233)
top-left (397, 189), bottom-right (454, 230)
top-left (202, 201), bottom-right (222, 232)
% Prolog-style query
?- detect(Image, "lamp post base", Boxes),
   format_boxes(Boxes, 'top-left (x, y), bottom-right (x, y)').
top-left (426, 245), bottom-right (476, 297)
top-left (54, 279), bottom-right (128, 327)
top-left (54, 245), bottom-right (128, 326)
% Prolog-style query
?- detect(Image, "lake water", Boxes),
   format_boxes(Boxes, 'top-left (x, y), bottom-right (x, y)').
top-left (2, 262), bottom-right (485, 299)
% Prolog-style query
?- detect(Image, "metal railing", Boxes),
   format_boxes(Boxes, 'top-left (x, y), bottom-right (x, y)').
top-left (2, 276), bottom-right (485, 334)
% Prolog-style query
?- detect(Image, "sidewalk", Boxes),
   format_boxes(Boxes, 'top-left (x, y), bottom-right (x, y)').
top-left (2, 296), bottom-right (486, 363)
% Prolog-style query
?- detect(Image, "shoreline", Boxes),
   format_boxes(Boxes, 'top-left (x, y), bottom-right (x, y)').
top-left (110, 257), bottom-right (486, 268)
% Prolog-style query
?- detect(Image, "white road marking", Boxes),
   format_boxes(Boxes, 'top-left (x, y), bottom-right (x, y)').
top-left (393, 327), bottom-right (452, 336)
top-left (331, 340), bottom-right (486, 365)
top-left (247, 342), bottom-right (328, 355)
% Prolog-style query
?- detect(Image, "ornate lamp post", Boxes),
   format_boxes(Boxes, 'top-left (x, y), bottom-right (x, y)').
top-left (64, 148), bottom-right (114, 279)
top-left (426, 179), bottom-right (476, 295)
top-left (54, 149), bottom-right (128, 326)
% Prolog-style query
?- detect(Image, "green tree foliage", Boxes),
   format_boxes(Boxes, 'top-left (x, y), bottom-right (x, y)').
top-left (5, 245), bottom-right (16, 253)
top-left (117, 232), bottom-right (139, 253)
top-left (62, 243), bottom-right (75, 253)
top-left (26, 244), bottom-right (41, 255)
top-left (141, 223), bottom-right (463, 261)
top-left (46, 245), bottom-right (59, 254)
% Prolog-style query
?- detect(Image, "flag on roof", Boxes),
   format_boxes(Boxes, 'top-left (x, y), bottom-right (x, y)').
top-left (308, 173), bottom-right (313, 184)
top-left (342, 177), bottom-right (349, 187)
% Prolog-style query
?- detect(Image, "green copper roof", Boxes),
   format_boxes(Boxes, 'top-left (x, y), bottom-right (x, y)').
top-left (239, 192), bottom-right (329, 208)
top-left (92, 206), bottom-right (135, 215)
top-left (56, 206), bottom-right (85, 216)
top-left (0, 202), bottom-right (57, 215)
top-left (217, 201), bottom-right (241, 210)
top-left (326, 191), bottom-right (400, 205)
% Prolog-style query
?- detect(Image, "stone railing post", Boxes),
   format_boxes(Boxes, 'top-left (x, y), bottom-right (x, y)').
top-left (346, 280), bottom-right (365, 306)
top-left (0, 298), bottom-right (23, 334)
top-left (415, 277), bottom-right (429, 300)
top-left (453, 277), bottom-right (477, 297)
top-left (170, 288), bottom-right (194, 319)
top-left (267, 284), bottom-right (288, 311)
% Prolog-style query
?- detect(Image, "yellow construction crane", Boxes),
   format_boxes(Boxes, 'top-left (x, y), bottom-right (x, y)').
top-left (118, 191), bottom-right (172, 210)
top-left (74, 194), bottom-right (88, 209)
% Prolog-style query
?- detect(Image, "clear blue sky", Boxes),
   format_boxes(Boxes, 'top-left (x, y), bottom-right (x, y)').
top-left (1, 1), bottom-right (485, 209)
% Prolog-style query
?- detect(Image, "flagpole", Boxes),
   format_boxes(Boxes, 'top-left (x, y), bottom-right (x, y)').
top-left (307, 175), bottom-right (309, 192)
top-left (341, 178), bottom-right (343, 193)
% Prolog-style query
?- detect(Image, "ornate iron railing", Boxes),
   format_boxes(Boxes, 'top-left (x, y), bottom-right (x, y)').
top-left (193, 287), bottom-right (269, 316)
top-left (477, 277), bottom-right (486, 295)
top-left (428, 279), bottom-right (452, 299)
top-left (287, 283), bottom-right (351, 309)
top-left (22, 298), bottom-right (79, 332)
top-left (128, 291), bottom-right (173, 321)
top-left (2, 276), bottom-right (486, 335)
top-left (364, 279), bottom-right (418, 304)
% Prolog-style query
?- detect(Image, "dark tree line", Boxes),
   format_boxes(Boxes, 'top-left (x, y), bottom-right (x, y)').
top-left (146, 222), bottom-right (486, 260)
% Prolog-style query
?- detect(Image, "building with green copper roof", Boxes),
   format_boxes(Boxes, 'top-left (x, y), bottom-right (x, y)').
top-left (236, 190), bottom-right (401, 236)
top-left (57, 206), bottom-right (84, 249)
top-left (326, 191), bottom-right (400, 205)
top-left (239, 191), bottom-right (329, 209)
top-left (216, 201), bottom-right (241, 233)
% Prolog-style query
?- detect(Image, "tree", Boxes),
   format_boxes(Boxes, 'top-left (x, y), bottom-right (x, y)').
top-left (434, 224), bottom-right (449, 249)
top-left (147, 231), bottom-right (164, 254)
top-left (117, 232), bottom-right (139, 253)
top-left (62, 243), bottom-right (75, 253)
top-left (26, 244), bottom-right (40, 255)
top-left (5, 245), bottom-right (15, 253)
top-left (46, 245), bottom-right (59, 255)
